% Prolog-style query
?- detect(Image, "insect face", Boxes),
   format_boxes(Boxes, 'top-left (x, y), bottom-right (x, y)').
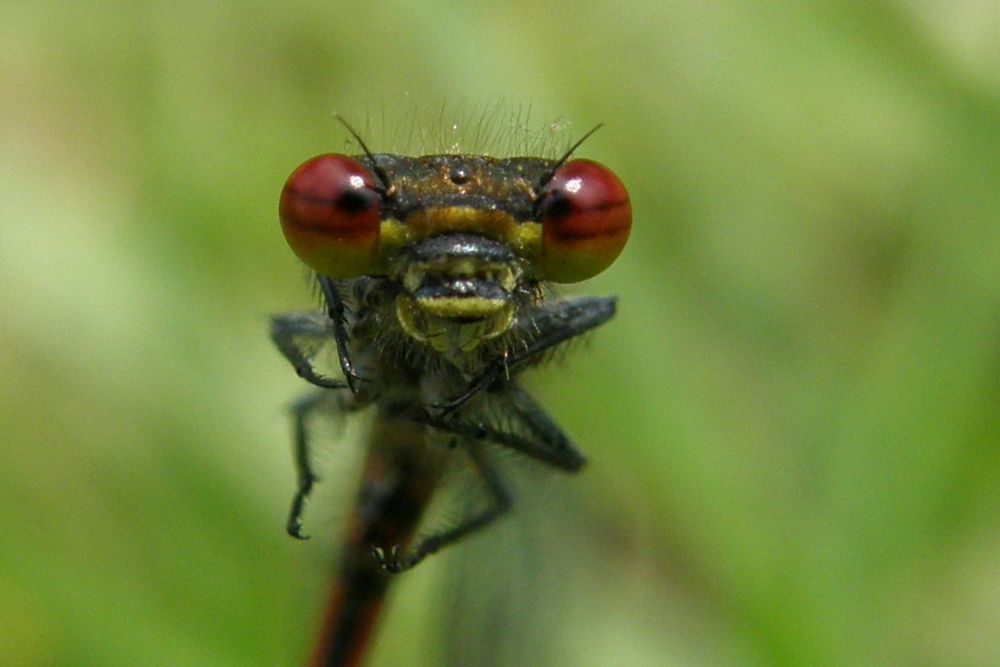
top-left (279, 152), bottom-right (630, 352)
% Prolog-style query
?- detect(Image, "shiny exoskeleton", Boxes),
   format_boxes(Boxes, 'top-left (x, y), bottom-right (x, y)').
top-left (272, 127), bottom-right (630, 667)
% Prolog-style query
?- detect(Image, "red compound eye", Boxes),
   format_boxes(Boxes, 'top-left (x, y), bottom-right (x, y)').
top-left (279, 154), bottom-right (381, 278)
top-left (536, 159), bottom-right (631, 283)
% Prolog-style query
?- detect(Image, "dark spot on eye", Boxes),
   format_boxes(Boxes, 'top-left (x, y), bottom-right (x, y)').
top-left (337, 189), bottom-right (377, 213)
top-left (538, 192), bottom-right (571, 218)
top-left (449, 167), bottom-right (470, 185)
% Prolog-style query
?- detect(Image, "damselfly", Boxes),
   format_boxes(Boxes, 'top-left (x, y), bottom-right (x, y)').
top-left (271, 121), bottom-right (630, 666)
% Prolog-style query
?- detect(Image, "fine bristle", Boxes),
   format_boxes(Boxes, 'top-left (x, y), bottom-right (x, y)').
top-left (332, 101), bottom-right (576, 159)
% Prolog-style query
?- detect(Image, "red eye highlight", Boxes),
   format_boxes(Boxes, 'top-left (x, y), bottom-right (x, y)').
top-left (537, 159), bottom-right (631, 282)
top-left (279, 154), bottom-right (381, 278)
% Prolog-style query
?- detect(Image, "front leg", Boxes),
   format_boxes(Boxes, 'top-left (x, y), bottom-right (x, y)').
top-left (286, 391), bottom-right (326, 539)
top-left (270, 312), bottom-right (346, 389)
top-left (284, 387), bottom-right (358, 539)
top-left (416, 384), bottom-right (586, 472)
top-left (372, 441), bottom-right (512, 573)
top-left (436, 296), bottom-right (617, 415)
top-left (317, 276), bottom-right (366, 393)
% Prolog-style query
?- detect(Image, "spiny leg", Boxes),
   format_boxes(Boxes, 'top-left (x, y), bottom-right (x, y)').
top-left (504, 384), bottom-right (587, 470)
top-left (373, 443), bottom-right (512, 573)
top-left (270, 312), bottom-right (346, 390)
top-left (286, 389), bottom-right (349, 539)
top-left (417, 384), bottom-right (585, 472)
top-left (317, 276), bottom-right (366, 393)
top-left (436, 296), bottom-right (617, 416)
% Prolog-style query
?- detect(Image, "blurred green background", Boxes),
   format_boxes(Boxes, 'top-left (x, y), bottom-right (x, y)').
top-left (4, 1), bottom-right (1000, 665)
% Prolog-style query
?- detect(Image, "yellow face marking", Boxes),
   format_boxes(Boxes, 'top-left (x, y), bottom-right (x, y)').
top-left (416, 296), bottom-right (508, 319)
top-left (347, 155), bottom-right (559, 351)
top-left (373, 210), bottom-right (542, 275)
top-left (395, 296), bottom-right (514, 352)
top-left (408, 207), bottom-right (516, 239)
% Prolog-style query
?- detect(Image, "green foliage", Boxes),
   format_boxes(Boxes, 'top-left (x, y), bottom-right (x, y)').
top-left (3, 2), bottom-right (1000, 665)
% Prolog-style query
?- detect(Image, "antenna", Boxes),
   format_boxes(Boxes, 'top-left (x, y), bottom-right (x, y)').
top-left (334, 115), bottom-right (391, 192)
top-left (536, 123), bottom-right (604, 190)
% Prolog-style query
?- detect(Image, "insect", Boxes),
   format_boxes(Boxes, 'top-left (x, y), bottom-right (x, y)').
top-left (271, 120), bottom-right (631, 666)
